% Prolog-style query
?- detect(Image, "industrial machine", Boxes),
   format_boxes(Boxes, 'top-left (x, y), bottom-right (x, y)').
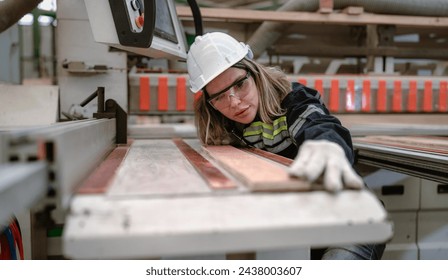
top-left (1, 0), bottom-right (447, 260)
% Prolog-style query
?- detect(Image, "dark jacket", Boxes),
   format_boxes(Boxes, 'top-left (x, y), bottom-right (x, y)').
top-left (233, 82), bottom-right (355, 163)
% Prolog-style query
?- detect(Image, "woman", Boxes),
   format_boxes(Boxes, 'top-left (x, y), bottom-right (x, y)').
top-left (187, 32), bottom-right (385, 259)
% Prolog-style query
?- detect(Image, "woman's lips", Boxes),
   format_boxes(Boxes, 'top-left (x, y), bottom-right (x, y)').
top-left (234, 107), bottom-right (249, 117)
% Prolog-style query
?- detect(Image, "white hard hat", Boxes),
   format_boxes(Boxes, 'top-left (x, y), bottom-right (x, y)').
top-left (187, 32), bottom-right (253, 93)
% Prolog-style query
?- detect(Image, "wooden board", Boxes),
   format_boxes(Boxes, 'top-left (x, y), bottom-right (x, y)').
top-left (106, 140), bottom-right (211, 196)
top-left (242, 147), bottom-right (293, 166)
top-left (354, 135), bottom-right (448, 155)
top-left (203, 145), bottom-right (310, 192)
top-left (76, 144), bottom-right (130, 194)
top-left (173, 138), bottom-right (236, 190)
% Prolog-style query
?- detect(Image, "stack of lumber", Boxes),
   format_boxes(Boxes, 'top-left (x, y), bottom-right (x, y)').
top-left (353, 135), bottom-right (448, 183)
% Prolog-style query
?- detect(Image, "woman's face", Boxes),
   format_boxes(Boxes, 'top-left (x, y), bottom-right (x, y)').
top-left (205, 67), bottom-right (259, 124)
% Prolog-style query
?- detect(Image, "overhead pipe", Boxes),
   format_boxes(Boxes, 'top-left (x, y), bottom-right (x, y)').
top-left (247, 0), bottom-right (448, 59)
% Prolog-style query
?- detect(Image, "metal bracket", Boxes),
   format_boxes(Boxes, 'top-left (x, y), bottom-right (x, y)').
top-left (92, 87), bottom-right (127, 144)
top-left (378, 25), bottom-right (396, 46)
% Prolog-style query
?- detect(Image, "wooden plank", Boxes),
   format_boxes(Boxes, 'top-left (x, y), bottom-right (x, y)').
top-left (106, 140), bottom-right (211, 196)
top-left (76, 144), bottom-right (130, 194)
top-left (203, 145), bottom-right (310, 192)
top-left (173, 138), bottom-right (236, 190)
top-left (273, 45), bottom-right (448, 60)
top-left (354, 136), bottom-right (448, 155)
top-left (177, 6), bottom-right (448, 28)
top-left (343, 6), bottom-right (364, 15)
top-left (242, 147), bottom-right (293, 167)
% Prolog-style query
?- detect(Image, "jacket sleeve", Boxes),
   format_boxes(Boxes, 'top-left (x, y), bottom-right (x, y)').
top-left (284, 83), bottom-right (355, 164)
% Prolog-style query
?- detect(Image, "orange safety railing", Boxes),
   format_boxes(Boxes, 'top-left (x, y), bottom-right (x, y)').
top-left (129, 73), bottom-right (448, 115)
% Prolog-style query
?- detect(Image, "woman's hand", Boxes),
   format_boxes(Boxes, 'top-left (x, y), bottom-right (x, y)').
top-left (288, 140), bottom-right (364, 192)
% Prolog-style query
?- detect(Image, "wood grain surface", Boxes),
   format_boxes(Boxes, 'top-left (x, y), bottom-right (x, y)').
top-left (173, 138), bottom-right (236, 190)
top-left (203, 145), bottom-right (310, 192)
top-left (76, 145), bottom-right (130, 194)
top-left (354, 135), bottom-right (448, 155)
top-left (107, 140), bottom-right (211, 196)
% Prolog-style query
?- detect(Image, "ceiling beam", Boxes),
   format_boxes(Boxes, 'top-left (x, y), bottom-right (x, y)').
top-left (176, 6), bottom-right (448, 28)
top-left (272, 45), bottom-right (448, 59)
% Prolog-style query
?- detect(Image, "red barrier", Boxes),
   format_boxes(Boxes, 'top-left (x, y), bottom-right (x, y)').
top-left (176, 76), bottom-right (187, 111)
top-left (133, 74), bottom-right (446, 114)
top-left (345, 80), bottom-right (355, 112)
top-left (158, 76), bottom-right (168, 111)
top-left (423, 80), bottom-right (433, 112)
top-left (139, 76), bottom-right (150, 111)
top-left (362, 80), bottom-right (371, 112)
top-left (392, 80), bottom-right (402, 112)
top-left (330, 79), bottom-right (339, 112)
top-left (315, 79), bottom-right (324, 99)
top-left (440, 81), bottom-right (447, 112)
top-left (408, 80), bottom-right (417, 112)
top-left (377, 80), bottom-right (387, 112)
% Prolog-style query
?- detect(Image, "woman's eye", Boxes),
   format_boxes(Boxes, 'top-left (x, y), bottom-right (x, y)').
top-left (235, 79), bottom-right (246, 89)
top-left (214, 94), bottom-right (224, 102)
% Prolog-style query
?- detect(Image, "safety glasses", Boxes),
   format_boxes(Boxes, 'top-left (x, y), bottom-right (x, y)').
top-left (206, 71), bottom-right (251, 110)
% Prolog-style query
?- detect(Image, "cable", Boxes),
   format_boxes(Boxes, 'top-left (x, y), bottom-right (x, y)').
top-left (4, 227), bottom-right (17, 260)
top-left (1, 233), bottom-right (11, 259)
top-left (10, 221), bottom-right (24, 260)
top-left (187, 0), bottom-right (203, 36)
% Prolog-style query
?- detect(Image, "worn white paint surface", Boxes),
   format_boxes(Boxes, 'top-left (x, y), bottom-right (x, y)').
top-left (0, 85), bottom-right (58, 126)
top-left (64, 190), bottom-right (392, 259)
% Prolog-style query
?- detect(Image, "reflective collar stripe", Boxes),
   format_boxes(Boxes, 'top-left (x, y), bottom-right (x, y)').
top-left (252, 137), bottom-right (293, 154)
top-left (243, 125), bottom-right (288, 140)
top-left (243, 116), bottom-right (290, 151)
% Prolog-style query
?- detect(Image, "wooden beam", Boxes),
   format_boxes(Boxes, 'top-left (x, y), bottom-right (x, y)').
top-left (176, 6), bottom-right (448, 28)
top-left (271, 45), bottom-right (448, 59)
top-left (173, 138), bottom-right (237, 190)
top-left (343, 6), bottom-right (364, 15)
top-left (202, 145), bottom-right (310, 192)
top-left (319, 0), bottom-right (333, 14)
top-left (76, 145), bottom-right (130, 194)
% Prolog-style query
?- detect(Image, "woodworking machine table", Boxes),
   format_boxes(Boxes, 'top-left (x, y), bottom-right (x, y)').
top-left (63, 139), bottom-right (392, 259)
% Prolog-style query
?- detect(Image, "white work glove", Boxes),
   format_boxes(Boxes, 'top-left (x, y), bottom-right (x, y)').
top-left (288, 140), bottom-right (364, 192)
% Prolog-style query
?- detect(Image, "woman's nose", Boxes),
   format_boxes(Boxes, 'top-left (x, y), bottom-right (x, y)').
top-left (228, 92), bottom-right (240, 107)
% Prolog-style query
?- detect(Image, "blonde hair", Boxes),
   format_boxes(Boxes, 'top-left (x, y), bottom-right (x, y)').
top-left (194, 58), bottom-right (292, 145)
